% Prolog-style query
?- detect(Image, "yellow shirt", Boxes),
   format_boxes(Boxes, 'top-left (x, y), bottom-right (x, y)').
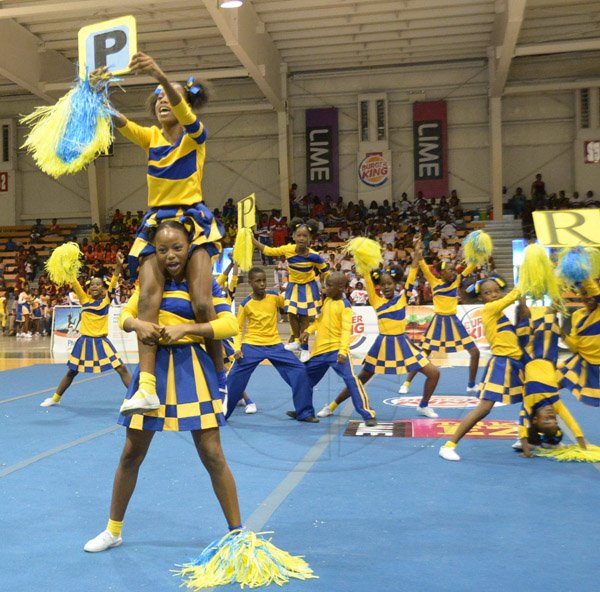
top-left (73, 275), bottom-right (117, 337)
top-left (216, 272), bottom-right (239, 305)
top-left (481, 287), bottom-right (521, 358)
top-left (563, 279), bottom-right (600, 364)
top-left (262, 244), bottom-right (329, 284)
top-left (117, 101), bottom-right (206, 208)
top-left (419, 260), bottom-right (475, 315)
top-left (0, 296), bottom-right (5, 316)
top-left (235, 291), bottom-right (284, 350)
top-left (305, 296), bottom-right (353, 357)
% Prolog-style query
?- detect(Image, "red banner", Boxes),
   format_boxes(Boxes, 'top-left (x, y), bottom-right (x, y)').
top-left (413, 100), bottom-right (448, 198)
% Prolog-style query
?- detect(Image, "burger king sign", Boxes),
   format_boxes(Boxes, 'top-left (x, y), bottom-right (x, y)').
top-left (359, 152), bottom-right (389, 187)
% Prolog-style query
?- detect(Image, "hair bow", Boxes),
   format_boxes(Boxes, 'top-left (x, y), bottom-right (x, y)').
top-left (186, 76), bottom-right (202, 95)
top-left (467, 276), bottom-right (506, 295)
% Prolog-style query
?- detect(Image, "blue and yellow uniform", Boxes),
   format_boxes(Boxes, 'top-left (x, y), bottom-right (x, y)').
top-left (261, 244), bottom-right (329, 318)
top-left (118, 278), bottom-right (236, 431)
top-left (517, 308), bottom-right (584, 440)
top-left (304, 296), bottom-right (375, 420)
top-left (216, 270), bottom-right (238, 368)
top-left (67, 276), bottom-right (123, 373)
top-left (478, 287), bottom-right (523, 404)
top-left (0, 294), bottom-right (6, 330)
top-left (559, 278), bottom-right (600, 406)
top-left (118, 100), bottom-right (223, 279)
top-left (225, 290), bottom-right (315, 420)
top-left (362, 267), bottom-right (429, 374)
top-left (418, 261), bottom-right (476, 352)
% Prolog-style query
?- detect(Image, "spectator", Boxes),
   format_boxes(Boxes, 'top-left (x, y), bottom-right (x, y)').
top-left (350, 281), bottom-right (369, 305)
top-left (5, 237), bottom-right (16, 251)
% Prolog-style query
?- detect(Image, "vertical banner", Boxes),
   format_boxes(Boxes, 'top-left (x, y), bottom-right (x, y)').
top-left (413, 100), bottom-right (448, 198)
top-left (306, 108), bottom-right (339, 198)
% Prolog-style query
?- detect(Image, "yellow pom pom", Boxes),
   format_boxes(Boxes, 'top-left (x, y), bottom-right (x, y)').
top-left (342, 237), bottom-right (383, 275)
top-left (463, 230), bottom-right (493, 266)
top-left (535, 443), bottom-right (600, 463)
top-left (45, 242), bottom-right (82, 286)
top-left (517, 243), bottom-right (562, 305)
top-left (233, 228), bottom-right (254, 272)
top-left (586, 247), bottom-right (600, 279)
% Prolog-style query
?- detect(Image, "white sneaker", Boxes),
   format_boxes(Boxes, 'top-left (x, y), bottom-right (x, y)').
top-left (300, 349), bottom-right (311, 363)
top-left (398, 384), bottom-right (409, 394)
top-left (317, 405), bottom-right (334, 418)
top-left (40, 397), bottom-right (60, 407)
top-left (439, 445), bottom-right (461, 461)
top-left (466, 385), bottom-right (480, 393)
top-left (416, 406), bottom-right (438, 418)
top-left (245, 403), bottom-right (257, 414)
top-left (119, 390), bottom-right (160, 416)
top-left (84, 529), bottom-right (122, 553)
top-left (284, 341), bottom-right (300, 352)
top-left (511, 439), bottom-right (523, 450)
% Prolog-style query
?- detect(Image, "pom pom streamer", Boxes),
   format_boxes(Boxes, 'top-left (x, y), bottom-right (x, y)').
top-left (585, 247), bottom-right (600, 279)
top-left (45, 242), bottom-right (83, 286)
top-left (174, 529), bottom-right (318, 589)
top-left (556, 247), bottom-right (592, 287)
top-left (233, 228), bottom-right (254, 272)
top-left (342, 237), bottom-right (383, 276)
top-left (20, 73), bottom-right (113, 178)
top-left (517, 243), bottom-right (562, 304)
top-left (462, 230), bottom-right (493, 266)
top-left (535, 443), bottom-right (600, 463)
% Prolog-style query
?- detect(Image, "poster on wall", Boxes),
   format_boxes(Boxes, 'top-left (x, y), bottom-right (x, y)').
top-left (583, 140), bottom-right (600, 164)
top-left (413, 100), bottom-right (448, 198)
top-left (305, 108), bottom-right (339, 199)
top-left (356, 149), bottom-right (392, 203)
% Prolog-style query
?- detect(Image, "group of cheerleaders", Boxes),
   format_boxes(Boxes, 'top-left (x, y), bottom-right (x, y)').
top-left (38, 52), bottom-right (599, 588)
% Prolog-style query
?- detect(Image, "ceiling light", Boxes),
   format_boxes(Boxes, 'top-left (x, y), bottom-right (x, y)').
top-left (219, 0), bottom-right (244, 7)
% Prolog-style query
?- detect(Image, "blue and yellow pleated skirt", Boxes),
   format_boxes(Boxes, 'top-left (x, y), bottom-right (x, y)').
top-left (421, 314), bottom-right (476, 352)
top-left (363, 333), bottom-right (429, 374)
top-left (223, 337), bottom-right (235, 370)
top-left (284, 280), bottom-right (322, 318)
top-left (479, 355), bottom-right (523, 404)
top-left (119, 342), bottom-right (226, 431)
top-left (128, 203), bottom-right (224, 280)
top-left (558, 353), bottom-right (600, 407)
top-left (67, 335), bottom-right (123, 373)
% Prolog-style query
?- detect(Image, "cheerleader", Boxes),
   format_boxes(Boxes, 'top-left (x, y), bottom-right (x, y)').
top-left (16, 285), bottom-right (32, 338)
top-left (559, 277), bottom-right (600, 407)
top-left (39, 254), bottom-right (131, 407)
top-left (318, 242), bottom-right (440, 419)
top-left (513, 300), bottom-right (586, 458)
top-left (439, 279), bottom-right (523, 461)
top-left (252, 218), bottom-right (329, 362)
top-left (400, 256), bottom-right (479, 393)
top-left (98, 52), bottom-right (224, 417)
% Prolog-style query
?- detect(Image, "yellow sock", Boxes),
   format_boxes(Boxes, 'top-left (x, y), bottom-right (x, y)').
top-left (106, 518), bottom-right (123, 537)
top-left (328, 401), bottom-right (339, 411)
top-left (51, 393), bottom-right (61, 402)
top-left (443, 441), bottom-right (457, 449)
top-left (137, 372), bottom-right (156, 397)
top-left (403, 380), bottom-right (411, 387)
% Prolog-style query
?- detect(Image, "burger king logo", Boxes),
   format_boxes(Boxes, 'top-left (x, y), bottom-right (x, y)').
top-left (383, 396), bottom-right (506, 408)
top-left (359, 152), bottom-right (389, 187)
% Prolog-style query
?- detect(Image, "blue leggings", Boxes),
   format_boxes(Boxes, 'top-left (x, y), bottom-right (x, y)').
top-left (226, 343), bottom-right (315, 420)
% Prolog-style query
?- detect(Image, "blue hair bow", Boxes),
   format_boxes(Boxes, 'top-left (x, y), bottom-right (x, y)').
top-left (186, 76), bottom-right (202, 95)
top-left (467, 276), bottom-right (506, 295)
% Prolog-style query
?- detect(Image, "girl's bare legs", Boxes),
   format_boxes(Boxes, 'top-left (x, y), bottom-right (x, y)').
top-left (448, 399), bottom-right (495, 444)
top-left (55, 368), bottom-right (79, 398)
top-left (192, 428), bottom-right (241, 529)
top-left (418, 362), bottom-right (440, 406)
top-left (468, 347), bottom-right (480, 387)
top-left (115, 364), bottom-right (132, 388)
top-left (403, 349), bottom-right (431, 389)
top-left (288, 313), bottom-right (301, 342)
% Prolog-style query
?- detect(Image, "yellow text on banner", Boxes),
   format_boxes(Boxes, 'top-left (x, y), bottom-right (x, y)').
top-left (533, 209), bottom-right (600, 247)
top-left (237, 193), bottom-right (257, 229)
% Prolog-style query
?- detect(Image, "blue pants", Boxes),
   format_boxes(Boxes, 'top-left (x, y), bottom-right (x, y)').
top-left (305, 351), bottom-right (375, 420)
top-left (226, 343), bottom-right (315, 420)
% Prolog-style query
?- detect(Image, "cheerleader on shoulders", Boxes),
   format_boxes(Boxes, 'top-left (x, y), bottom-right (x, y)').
top-left (40, 253), bottom-right (131, 407)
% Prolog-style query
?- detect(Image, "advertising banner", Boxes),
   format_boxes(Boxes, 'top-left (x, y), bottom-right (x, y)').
top-left (306, 108), bottom-right (339, 199)
top-left (357, 149), bottom-right (392, 203)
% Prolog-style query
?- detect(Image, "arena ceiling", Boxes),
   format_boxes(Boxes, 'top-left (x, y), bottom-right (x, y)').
top-left (0, 0), bottom-right (599, 109)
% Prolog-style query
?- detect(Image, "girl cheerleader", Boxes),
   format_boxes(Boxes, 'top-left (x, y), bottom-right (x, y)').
top-left (85, 221), bottom-right (314, 589)
top-left (318, 242), bottom-right (441, 419)
top-left (40, 254), bottom-right (131, 407)
top-left (252, 218), bottom-right (330, 363)
top-left (439, 278), bottom-right (523, 461)
top-left (16, 284), bottom-right (31, 338)
top-left (400, 257), bottom-right (479, 394)
top-left (98, 52), bottom-right (224, 415)
top-left (559, 276), bottom-right (600, 407)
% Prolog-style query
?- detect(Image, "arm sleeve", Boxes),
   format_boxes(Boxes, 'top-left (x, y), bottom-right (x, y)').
top-left (484, 287), bottom-right (520, 319)
top-left (72, 279), bottom-right (87, 304)
top-left (209, 311), bottom-right (238, 340)
top-left (170, 101), bottom-right (207, 145)
top-left (304, 316), bottom-right (320, 335)
top-left (118, 288), bottom-right (139, 330)
top-left (263, 244), bottom-right (292, 258)
top-left (553, 400), bottom-right (585, 439)
top-left (517, 403), bottom-right (531, 440)
top-left (117, 119), bottom-right (153, 150)
top-left (563, 309), bottom-right (582, 353)
top-left (516, 318), bottom-right (532, 350)
top-left (459, 263), bottom-right (477, 280)
top-left (233, 305), bottom-right (246, 351)
top-left (340, 306), bottom-right (353, 356)
top-left (418, 260), bottom-right (438, 287)
top-left (316, 256), bottom-right (330, 279)
top-left (276, 294), bottom-right (286, 309)
top-left (216, 273), bottom-right (228, 290)
top-left (363, 272), bottom-right (382, 308)
top-left (405, 266), bottom-right (418, 291)
top-left (228, 274), bottom-right (239, 298)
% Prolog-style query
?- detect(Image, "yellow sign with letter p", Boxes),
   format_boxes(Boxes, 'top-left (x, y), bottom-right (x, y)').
top-left (237, 193), bottom-right (257, 229)
top-left (533, 209), bottom-right (600, 247)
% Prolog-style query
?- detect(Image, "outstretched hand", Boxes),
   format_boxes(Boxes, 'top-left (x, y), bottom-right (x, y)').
top-left (128, 52), bottom-right (165, 81)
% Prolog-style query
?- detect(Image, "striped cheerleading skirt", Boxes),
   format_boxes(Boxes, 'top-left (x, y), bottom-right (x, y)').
top-left (479, 355), bottom-right (524, 405)
top-left (119, 342), bottom-right (226, 432)
top-left (67, 335), bottom-right (123, 373)
top-left (558, 353), bottom-right (600, 407)
top-left (421, 314), bottom-right (476, 353)
top-left (284, 279), bottom-right (322, 318)
top-left (363, 333), bottom-right (429, 375)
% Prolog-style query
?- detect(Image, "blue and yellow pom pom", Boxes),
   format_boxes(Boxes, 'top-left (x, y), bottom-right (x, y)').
top-left (517, 243), bottom-right (561, 303)
top-left (556, 247), bottom-right (592, 287)
top-left (20, 72), bottom-right (113, 178)
top-left (175, 529), bottom-right (317, 589)
top-left (45, 242), bottom-right (83, 286)
top-left (463, 230), bottom-right (493, 266)
top-left (535, 443), bottom-right (600, 463)
top-left (342, 237), bottom-right (383, 276)
top-left (585, 247), bottom-right (600, 279)
top-left (233, 228), bottom-right (254, 272)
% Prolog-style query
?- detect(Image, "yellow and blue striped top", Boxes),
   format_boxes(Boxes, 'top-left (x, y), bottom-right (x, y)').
top-left (482, 287), bottom-right (521, 358)
top-left (363, 267), bottom-right (417, 335)
top-left (419, 260), bottom-right (475, 315)
top-left (305, 296), bottom-right (353, 356)
top-left (262, 244), bottom-right (329, 284)
top-left (72, 275), bottom-right (117, 337)
top-left (117, 100), bottom-right (207, 208)
top-left (563, 279), bottom-right (600, 364)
